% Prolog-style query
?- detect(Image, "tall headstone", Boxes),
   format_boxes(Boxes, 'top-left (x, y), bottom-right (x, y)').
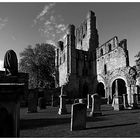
top-left (112, 96), bottom-right (123, 111)
top-left (87, 94), bottom-right (92, 109)
top-left (27, 89), bottom-right (37, 113)
top-left (131, 93), bottom-right (138, 108)
top-left (51, 95), bottom-right (59, 107)
top-left (70, 103), bottom-right (87, 131)
top-left (38, 97), bottom-right (46, 109)
top-left (89, 93), bottom-right (102, 117)
top-left (58, 86), bottom-right (67, 115)
top-left (123, 94), bottom-right (129, 109)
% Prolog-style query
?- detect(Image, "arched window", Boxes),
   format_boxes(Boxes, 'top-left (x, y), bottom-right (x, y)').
top-left (100, 48), bottom-right (103, 56)
top-left (104, 64), bottom-right (107, 74)
top-left (108, 43), bottom-right (112, 52)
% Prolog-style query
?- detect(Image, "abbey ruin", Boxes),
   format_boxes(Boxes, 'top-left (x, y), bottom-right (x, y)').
top-left (55, 10), bottom-right (138, 105)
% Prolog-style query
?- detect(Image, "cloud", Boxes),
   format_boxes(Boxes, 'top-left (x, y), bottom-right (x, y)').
top-left (0, 60), bottom-right (4, 71)
top-left (46, 40), bottom-right (56, 46)
top-left (34, 3), bottom-right (56, 24)
top-left (0, 18), bottom-right (8, 30)
top-left (34, 3), bottom-right (67, 45)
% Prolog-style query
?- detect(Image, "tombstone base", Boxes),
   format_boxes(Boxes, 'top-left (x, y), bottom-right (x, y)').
top-left (58, 107), bottom-right (67, 115)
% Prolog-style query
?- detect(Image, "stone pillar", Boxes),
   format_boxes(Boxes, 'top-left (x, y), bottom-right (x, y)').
top-left (127, 86), bottom-right (131, 105)
top-left (115, 80), bottom-right (119, 96)
top-left (87, 94), bottom-right (92, 109)
top-left (0, 73), bottom-right (28, 137)
top-left (89, 93), bottom-right (102, 117)
top-left (58, 86), bottom-right (67, 115)
top-left (122, 94), bottom-right (129, 109)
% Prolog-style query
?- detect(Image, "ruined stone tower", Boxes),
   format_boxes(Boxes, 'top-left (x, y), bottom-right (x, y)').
top-left (55, 11), bottom-right (98, 98)
top-left (55, 10), bottom-right (138, 106)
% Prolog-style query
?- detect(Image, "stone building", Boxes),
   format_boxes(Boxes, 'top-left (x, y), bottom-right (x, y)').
top-left (55, 10), bottom-right (138, 105)
top-left (96, 36), bottom-right (137, 105)
top-left (55, 11), bottom-right (98, 98)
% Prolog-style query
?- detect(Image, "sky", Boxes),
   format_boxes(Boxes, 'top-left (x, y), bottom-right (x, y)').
top-left (0, 2), bottom-right (139, 69)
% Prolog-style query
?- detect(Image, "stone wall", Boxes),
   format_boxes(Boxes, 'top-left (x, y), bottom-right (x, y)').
top-left (55, 10), bottom-right (98, 98)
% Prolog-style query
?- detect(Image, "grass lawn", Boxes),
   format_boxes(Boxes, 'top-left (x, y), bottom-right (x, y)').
top-left (20, 104), bottom-right (140, 137)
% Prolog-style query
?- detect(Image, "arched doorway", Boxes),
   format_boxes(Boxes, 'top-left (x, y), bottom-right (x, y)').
top-left (112, 78), bottom-right (127, 97)
top-left (96, 82), bottom-right (105, 97)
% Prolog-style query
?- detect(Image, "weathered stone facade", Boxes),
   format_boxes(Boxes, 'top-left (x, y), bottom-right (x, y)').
top-left (96, 36), bottom-right (137, 105)
top-left (55, 11), bottom-right (98, 98)
top-left (55, 10), bottom-right (138, 105)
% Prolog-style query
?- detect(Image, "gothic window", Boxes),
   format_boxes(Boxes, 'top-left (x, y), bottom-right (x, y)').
top-left (100, 48), bottom-right (103, 56)
top-left (83, 21), bottom-right (87, 38)
top-left (76, 28), bottom-right (80, 42)
top-left (63, 53), bottom-right (65, 63)
top-left (104, 64), bottom-right (107, 74)
top-left (108, 43), bottom-right (112, 52)
top-left (81, 40), bottom-right (82, 46)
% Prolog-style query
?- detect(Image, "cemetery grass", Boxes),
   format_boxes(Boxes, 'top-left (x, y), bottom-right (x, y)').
top-left (20, 104), bottom-right (140, 137)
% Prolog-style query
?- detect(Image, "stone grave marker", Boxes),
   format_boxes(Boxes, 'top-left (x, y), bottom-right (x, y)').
top-left (38, 97), bottom-right (46, 109)
top-left (27, 89), bottom-right (37, 113)
top-left (123, 94), bottom-right (129, 109)
top-left (89, 93), bottom-right (102, 117)
top-left (132, 93), bottom-right (138, 108)
top-left (87, 94), bottom-right (92, 109)
top-left (70, 103), bottom-right (87, 131)
top-left (112, 96), bottom-right (123, 111)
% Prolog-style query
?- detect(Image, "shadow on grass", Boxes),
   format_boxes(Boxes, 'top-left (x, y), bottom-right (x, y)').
top-left (20, 117), bottom-right (71, 130)
top-left (86, 116), bottom-right (109, 122)
top-left (86, 122), bottom-right (137, 130)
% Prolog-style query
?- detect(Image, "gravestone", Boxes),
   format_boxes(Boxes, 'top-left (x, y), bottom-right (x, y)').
top-left (89, 93), bottom-right (102, 117)
top-left (51, 94), bottom-right (55, 107)
top-left (70, 103), bottom-right (87, 131)
top-left (112, 96), bottom-right (123, 111)
top-left (79, 98), bottom-right (87, 104)
top-left (132, 93), bottom-right (138, 108)
top-left (51, 95), bottom-right (59, 107)
top-left (74, 98), bottom-right (79, 104)
top-left (27, 89), bottom-right (37, 113)
top-left (87, 94), bottom-right (92, 109)
top-left (122, 94), bottom-right (129, 109)
top-left (0, 72), bottom-right (28, 137)
top-left (38, 97), bottom-right (46, 109)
